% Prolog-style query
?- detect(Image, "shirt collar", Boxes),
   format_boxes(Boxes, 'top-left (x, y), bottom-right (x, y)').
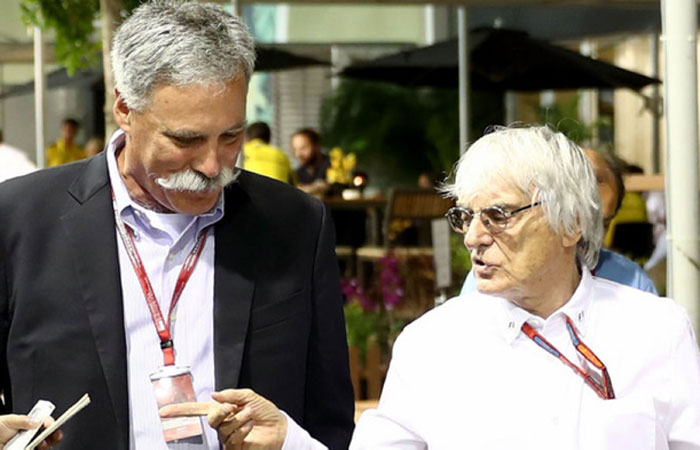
top-left (105, 129), bottom-right (225, 239)
top-left (497, 267), bottom-right (594, 344)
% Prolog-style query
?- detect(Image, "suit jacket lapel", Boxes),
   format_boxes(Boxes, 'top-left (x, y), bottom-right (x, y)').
top-left (60, 153), bottom-right (129, 449)
top-left (213, 182), bottom-right (255, 390)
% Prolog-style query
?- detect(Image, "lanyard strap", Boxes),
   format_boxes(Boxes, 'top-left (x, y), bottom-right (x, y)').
top-left (521, 317), bottom-right (615, 400)
top-left (111, 190), bottom-right (209, 366)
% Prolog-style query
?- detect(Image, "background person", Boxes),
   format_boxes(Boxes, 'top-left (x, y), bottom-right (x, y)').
top-left (0, 128), bottom-right (36, 182)
top-left (46, 118), bottom-right (86, 167)
top-left (84, 136), bottom-right (105, 157)
top-left (290, 128), bottom-right (330, 197)
top-left (0, 2), bottom-right (354, 449)
top-left (461, 147), bottom-right (657, 294)
top-left (242, 121), bottom-right (294, 183)
top-left (350, 125), bottom-right (700, 449)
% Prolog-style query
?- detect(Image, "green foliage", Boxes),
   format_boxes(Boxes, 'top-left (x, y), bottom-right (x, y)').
top-left (20, 0), bottom-right (144, 75)
top-left (122, 0), bottom-right (143, 15)
top-left (321, 81), bottom-right (460, 187)
top-left (531, 94), bottom-right (612, 145)
top-left (450, 232), bottom-right (471, 296)
top-left (344, 301), bottom-right (381, 359)
top-left (21, 0), bottom-right (101, 74)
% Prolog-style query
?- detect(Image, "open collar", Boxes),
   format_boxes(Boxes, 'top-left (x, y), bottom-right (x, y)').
top-left (497, 268), bottom-right (594, 344)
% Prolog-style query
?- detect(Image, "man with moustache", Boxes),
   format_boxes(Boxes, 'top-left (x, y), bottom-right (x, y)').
top-left (0, 2), bottom-right (353, 449)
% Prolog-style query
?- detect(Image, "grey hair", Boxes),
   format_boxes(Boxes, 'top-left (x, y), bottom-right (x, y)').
top-left (112, 0), bottom-right (256, 112)
top-left (443, 125), bottom-right (603, 270)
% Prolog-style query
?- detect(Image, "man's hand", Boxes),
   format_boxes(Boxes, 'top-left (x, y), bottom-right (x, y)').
top-left (159, 388), bottom-right (287, 450)
top-left (0, 414), bottom-right (63, 449)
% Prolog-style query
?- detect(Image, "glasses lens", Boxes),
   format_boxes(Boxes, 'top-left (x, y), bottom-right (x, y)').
top-left (482, 207), bottom-right (508, 230)
top-left (447, 208), bottom-right (472, 233)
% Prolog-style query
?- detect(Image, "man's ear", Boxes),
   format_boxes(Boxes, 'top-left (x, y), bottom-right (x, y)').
top-left (113, 89), bottom-right (132, 131)
top-left (562, 222), bottom-right (583, 249)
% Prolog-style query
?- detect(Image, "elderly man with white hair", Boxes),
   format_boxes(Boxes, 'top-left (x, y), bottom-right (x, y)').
top-left (350, 125), bottom-right (700, 450)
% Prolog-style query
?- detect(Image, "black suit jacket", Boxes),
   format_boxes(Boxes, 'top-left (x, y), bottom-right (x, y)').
top-left (0, 152), bottom-right (354, 449)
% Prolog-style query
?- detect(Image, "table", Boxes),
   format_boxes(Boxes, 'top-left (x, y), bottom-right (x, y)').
top-left (324, 195), bottom-right (387, 246)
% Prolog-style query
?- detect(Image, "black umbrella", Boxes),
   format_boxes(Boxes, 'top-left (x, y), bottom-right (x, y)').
top-left (0, 46), bottom-right (328, 99)
top-left (340, 27), bottom-right (659, 91)
top-left (255, 45), bottom-right (328, 71)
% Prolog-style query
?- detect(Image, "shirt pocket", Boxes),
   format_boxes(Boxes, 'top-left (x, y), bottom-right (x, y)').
top-left (580, 394), bottom-right (660, 450)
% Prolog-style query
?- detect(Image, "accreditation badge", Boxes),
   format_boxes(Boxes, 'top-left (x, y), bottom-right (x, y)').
top-left (150, 365), bottom-right (208, 446)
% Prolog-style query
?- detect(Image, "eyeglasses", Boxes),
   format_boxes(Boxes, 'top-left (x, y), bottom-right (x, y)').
top-left (445, 201), bottom-right (542, 234)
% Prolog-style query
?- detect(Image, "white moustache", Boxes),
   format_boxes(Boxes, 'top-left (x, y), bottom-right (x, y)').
top-left (155, 167), bottom-right (239, 192)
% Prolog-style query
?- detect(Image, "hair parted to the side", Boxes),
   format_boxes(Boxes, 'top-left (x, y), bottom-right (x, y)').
top-left (111, 0), bottom-right (256, 112)
top-left (443, 124), bottom-right (603, 270)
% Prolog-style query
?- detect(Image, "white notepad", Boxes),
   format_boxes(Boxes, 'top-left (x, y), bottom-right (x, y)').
top-left (25, 393), bottom-right (91, 450)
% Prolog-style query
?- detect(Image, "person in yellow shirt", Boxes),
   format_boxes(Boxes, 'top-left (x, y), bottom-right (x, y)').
top-left (46, 118), bottom-right (86, 167)
top-left (601, 159), bottom-right (649, 248)
top-left (242, 122), bottom-right (294, 183)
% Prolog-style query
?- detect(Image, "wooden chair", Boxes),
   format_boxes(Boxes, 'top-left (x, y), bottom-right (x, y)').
top-left (356, 188), bottom-right (454, 288)
top-left (335, 245), bottom-right (355, 278)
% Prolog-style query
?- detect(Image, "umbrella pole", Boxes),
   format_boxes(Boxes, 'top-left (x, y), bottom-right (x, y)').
top-left (650, 33), bottom-right (661, 174)
top-left (458, 6), bottom-right (470, 155)
top-left (33, 26), bottom-right (46, 169)
top-left (661, 0), bottom-right (700, 334)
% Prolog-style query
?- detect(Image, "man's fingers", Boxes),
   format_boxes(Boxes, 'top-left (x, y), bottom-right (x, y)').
top-left (45, 429), bottom-right (64, 445)
top-left (42, 416), bottom-right (56, 429)
top-left (215, 406), bottom-right (254, 447)
top-left (207, 403), bottom-right (237, 429)
top-left (159, 401), bottom-right (220, 418)
top-left (223, 419), bottom-right (254, 448)
top-left (2, 414), bottom-right (41, 431)
top-left (211, 388), bottom-right (257, 405)
top-left (215, 406), bottom-right (253, 435)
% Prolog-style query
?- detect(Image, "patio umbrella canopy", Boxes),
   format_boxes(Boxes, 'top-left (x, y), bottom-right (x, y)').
top-left (0, 46), bottom-right (328, 99)
top-left (255, 45), bottom-right (329, 71)
top-left (340, 27), bottom-right (659, 91)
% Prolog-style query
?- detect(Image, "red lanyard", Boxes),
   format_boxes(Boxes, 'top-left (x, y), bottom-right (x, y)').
top-left (111, 190), bottom-right (209, 366)
top-left (521, 317), bottom-right (615, 400)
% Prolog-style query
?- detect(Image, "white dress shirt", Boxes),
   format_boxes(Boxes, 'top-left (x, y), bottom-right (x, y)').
top-left (0, 142), bottom-right (36, 183)
top-left (351, 269), bottom-right (700, 450)
top-left (107, 130), bottom-right (223, 449)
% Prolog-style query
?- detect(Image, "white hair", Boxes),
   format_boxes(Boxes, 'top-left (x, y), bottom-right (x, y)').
top-left (111, 0), bottom-right (256, 112)
top-left (443, 125), bottom-right (603, 270)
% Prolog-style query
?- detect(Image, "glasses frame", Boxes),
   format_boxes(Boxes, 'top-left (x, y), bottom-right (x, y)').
top-left (445, 201), bottom-right (543, 235)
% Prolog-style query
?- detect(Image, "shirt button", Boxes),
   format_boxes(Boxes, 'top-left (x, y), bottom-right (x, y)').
top-left (168, 253), bottom-right (174, 261)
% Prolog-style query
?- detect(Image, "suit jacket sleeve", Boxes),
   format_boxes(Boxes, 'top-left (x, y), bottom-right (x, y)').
top-left (0, 232), bottom-right (9, 414)
top-left (303, 203), bottom-right (355, 449)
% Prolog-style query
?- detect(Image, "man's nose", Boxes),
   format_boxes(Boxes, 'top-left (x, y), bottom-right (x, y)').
top-left (193, 142), bottom-right (223, 178)
top-left (464, 215), bottom-right (493, 250)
